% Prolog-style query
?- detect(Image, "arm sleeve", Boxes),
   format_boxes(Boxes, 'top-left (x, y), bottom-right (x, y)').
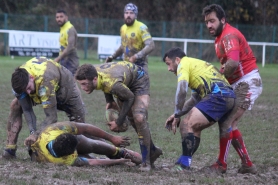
top-left (18, 96), bottom-right (37, 132)
top-left (135, 38), bottom-right (155, 59)
top-left (111, 82), bottom-right (134, 126)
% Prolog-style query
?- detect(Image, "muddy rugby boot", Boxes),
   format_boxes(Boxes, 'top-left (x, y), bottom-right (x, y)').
top-left (2, 148), bottom-right (16, 159)
top-left (238, 164), bottom-right (257, 174)
top-left (150, 147), bottom-right (163, 168)
top-left (120, 148), bottom-right (142, 165)
top-left (200, 160), bottom-right (227, 174)
top-left (139, 162), bottom-right (152, 172)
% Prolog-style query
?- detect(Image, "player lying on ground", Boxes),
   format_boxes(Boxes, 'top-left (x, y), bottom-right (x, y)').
top-left (24, 121), bottom-right (142, 166)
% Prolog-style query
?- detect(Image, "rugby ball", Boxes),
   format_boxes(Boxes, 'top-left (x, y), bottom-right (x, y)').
top-left (105, 109), bottom-right (129, 132)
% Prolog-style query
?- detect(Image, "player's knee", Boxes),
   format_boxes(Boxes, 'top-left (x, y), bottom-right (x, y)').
top-left (133, 108), bottom-right (148, 124)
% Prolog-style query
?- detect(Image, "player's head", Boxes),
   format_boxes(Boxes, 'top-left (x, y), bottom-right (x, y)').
top-left (75, 64), bottom-right (98, 94)
top-left (11, 68), bottom-right (35, 95)
top-left (56, 9), bottom-right (68, 27)
top-left (202, 4), bottom-right (226, 37)
top-left (163, 47), bottom-right (186, 75)
top-left (53, 133), bottom-right (78, 157)
top-left (124, 3), bottom-right (138, 26)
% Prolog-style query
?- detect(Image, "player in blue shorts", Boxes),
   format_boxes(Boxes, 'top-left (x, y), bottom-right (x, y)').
top-left (163, 47), bottom-right (238, 172)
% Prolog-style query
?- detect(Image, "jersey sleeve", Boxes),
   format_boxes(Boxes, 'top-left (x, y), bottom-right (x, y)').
top-left (221, 34), bottom-right (240, 54)
top-left (140, 24), bottom-right (152, 42)
top-left (39, 79), bottom-right (59, 109)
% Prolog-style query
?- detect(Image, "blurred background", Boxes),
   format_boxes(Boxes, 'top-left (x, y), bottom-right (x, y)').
top-left (1, 0), bottom-right (278, 63)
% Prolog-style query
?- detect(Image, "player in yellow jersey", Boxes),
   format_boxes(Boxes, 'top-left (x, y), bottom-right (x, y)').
top-left (54, 10), bottom-right (79, 75)
top-left (3, 57), bottom-right (85, 159)
top-left (105, 3), bottom-right (155, 74)
top-left (75, 61), bottom-right (162, 171)
top-left (163, 47), bottom-right (237, 172)
top-left (24, 121), bottom-right (141, 166)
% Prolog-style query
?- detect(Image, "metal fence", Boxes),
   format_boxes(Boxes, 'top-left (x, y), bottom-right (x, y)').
top-left (1, 13), bottom-right (278, 63)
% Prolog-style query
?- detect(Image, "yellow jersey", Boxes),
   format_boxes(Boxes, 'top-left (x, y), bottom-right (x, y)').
top-left (120, 20), bottom-right (152, 60)
top-left (31, 122), bottom-right (78, 165)
top-left (177, 56), bottom-right (231, 98)
top-left (59, 21), bottom-right (74, 53)
top-left (20, 57), bottom-right (62, 108)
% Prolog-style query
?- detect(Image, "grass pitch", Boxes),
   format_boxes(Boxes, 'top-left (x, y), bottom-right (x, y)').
top-left (0, 55), bottom-right (277, 184)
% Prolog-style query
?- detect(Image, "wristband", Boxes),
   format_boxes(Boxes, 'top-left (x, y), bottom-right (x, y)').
top-left (30, 130), bottom-right (35, 135)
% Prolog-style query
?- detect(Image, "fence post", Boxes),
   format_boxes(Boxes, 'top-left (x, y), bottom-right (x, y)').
top-left (199, 23), bottom-right (203, 59)
top-left (270, 26), bottom-right (276, 64)
top-left (83, 18), bottom-right (88, 59)
top-left (44, 15), bottom-right (48, 32)
top-left (161, 21), bottom-right (166, 58)
top-left (4, 13), bottom-right (8, 56)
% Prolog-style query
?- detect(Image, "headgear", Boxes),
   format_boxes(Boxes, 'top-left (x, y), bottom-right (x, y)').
top-left (124, 3), bottom-right (138, 16)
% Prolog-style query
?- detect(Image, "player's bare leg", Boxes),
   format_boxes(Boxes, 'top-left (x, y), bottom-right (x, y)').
top-left (3, 98), bottom-right (23, 158)
top-left (132, 95), bottom-right (154, 171)
top-left (76, 135), bottom-right (141, 165)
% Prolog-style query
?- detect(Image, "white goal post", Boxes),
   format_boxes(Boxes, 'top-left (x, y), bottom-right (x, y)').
top-left (1, 29), bottom-right (277, 67)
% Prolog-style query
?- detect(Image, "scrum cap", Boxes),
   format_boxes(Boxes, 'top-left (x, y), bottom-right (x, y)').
top-left (124, 3), bottom-right (138, 16)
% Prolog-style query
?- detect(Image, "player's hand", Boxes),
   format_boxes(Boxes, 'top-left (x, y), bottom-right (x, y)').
top-left (111, 135), bottom-right (131, 147)
top-left (54, 58), bottom-right (60, 63)
top-left (24, 134), bottom-right (38, 146)
top-left (105, 56), bottom-right (114, 63)
top-left (129, 55), bottom-right (137, 63)
top-left (220, 63), bottom-right (225, 73)
top-left (165, 114), bottom-right (180, 134)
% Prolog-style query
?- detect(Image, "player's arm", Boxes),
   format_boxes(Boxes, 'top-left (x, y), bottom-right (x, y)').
top-left (74, 122), bottom-right (130, 147)
top-left (135, 38), bottom-right (155, 59)
top-left (179, 91), bottom-right (202, 116)
top-left (174, 80), bottom-right (189, 118)
top-left (221, 36), bottom-right (240, 78)
top-left (110, 82), bottom-right (134, 126)
top-left (106, 45), bottom-right (124, 63)
top-left (55, 28), bottom-right (76, 62)
top-left (41, 107), bottom-right (58, 128)
top-left (17, 95), bottom-right (37, 134)
top-left (72, 157), bottom-right (130, 166)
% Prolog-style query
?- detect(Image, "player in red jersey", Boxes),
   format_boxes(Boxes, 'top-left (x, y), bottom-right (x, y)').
top-left (202, 4), bottom-right (263, 174)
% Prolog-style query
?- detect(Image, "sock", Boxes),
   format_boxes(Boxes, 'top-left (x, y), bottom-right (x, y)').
top-left (232, 129), bottom-right (253, 167)
top-left (179, 133), bottom-right (197, 168)
top-left (138, 137), bottom-right (148, 163)
top-left (217, 131), bottom-right (232, 167)
top-left (112, 147), bottom-right (119, 157)
top-left (192, 137), bottom-right (200, 155)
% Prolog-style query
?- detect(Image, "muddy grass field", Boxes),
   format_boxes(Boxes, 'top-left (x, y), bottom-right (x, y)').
top-left (0, 57), bottom-right (277, 185)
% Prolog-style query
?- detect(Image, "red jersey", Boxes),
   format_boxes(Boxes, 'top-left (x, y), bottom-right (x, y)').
top-left (215, 23), bottom-right (258, 84)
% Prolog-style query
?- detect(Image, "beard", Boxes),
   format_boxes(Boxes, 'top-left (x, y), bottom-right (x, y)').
top-left (212, 22), bottom-right (224, 37)
top-left (125, 17), bottom-right (135, 26)
top-left (57, 20), bottom-right (66, 27)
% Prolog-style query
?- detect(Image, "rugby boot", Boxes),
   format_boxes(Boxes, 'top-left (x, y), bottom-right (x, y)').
top-left (150, 147), bottom-right (163, 167)
top-left (2, 148), bottom-right (16, 159)
top-left (238, 164), bottom-right (257, 174)
top-left (139, 162), bottom-right (152, 172)
top-left (200, 160), bottom-right (227, 174)
top-left (120, 148), bottom-right (142, 165)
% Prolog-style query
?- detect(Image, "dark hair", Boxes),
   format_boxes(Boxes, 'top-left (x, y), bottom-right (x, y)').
top-left (11, 67), bottom-right (29, 94)
top-left (163, 47), bottom-right (186, 62)
top-left (202, 4), bottom-right (226, 22)
top-left (75, 64), bottom-right (98, 81)
top-left (53, 133), bottom-right (77, 157)
top-left (56, 10), bottom-right (67, 15)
